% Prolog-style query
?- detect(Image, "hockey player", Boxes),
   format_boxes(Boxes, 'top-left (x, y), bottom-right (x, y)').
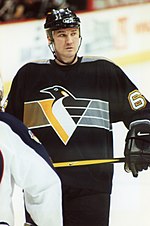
top-left (5, 8), bottom-right (150, 226)
top-left (0, 79), bottom-right (63, 226)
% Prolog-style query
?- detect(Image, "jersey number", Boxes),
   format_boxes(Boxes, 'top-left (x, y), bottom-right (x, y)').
top-left (128, 90), bottom-right (147, 110)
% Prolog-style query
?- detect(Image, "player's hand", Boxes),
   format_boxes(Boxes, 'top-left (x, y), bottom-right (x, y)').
top-left (124, 120), bottom-right (150, 177)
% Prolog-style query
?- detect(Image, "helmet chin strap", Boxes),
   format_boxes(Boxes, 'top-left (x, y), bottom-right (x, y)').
top-left (48, 37), bottom-right (82, 65)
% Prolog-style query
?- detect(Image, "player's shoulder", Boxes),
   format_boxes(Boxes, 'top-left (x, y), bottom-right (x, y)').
top-left (81, 56), bottom-right (114, 64)
top-left (0, 112), bottom-right (26, 133)
top-left (19, 59), bottom-right (51, 70)
top-left (0, 111), bottom-right (16, 123)
top-left (29, 59), bottom-right (51, 64)
top-left (15, 59), bottom-right (51, 78)
top-left (26, 59), bottom-right (52, 67)
top-left (0, 112), bottom-right (39, 146)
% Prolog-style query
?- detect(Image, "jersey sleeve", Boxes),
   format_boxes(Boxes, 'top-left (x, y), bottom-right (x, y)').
top-left (108, 63), bottom-right (150, 128)
top-left (5, 64), bottom-right (29, 121)
top-left (0, 115), bottom-right (63, 226)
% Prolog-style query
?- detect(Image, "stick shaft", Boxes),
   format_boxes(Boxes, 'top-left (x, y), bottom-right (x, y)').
top-left (24, 224), bottom-right (33, 226)
top-left (53, 157), bottom-right (125, 168)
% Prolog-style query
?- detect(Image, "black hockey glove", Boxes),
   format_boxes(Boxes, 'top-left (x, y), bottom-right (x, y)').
top-left (124, 120), bottom-right (150, 177)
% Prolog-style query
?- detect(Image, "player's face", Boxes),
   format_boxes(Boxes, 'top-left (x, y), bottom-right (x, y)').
top-left (52, 28), bottom-right (80, 64)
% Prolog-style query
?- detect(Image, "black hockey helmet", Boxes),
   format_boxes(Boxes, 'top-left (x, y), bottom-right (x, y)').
top-left (44, 8), bottom-right (80, 30)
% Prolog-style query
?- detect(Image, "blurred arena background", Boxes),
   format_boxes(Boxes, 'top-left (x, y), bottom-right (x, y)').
top-left (0, 1), bottom-right (150, 225)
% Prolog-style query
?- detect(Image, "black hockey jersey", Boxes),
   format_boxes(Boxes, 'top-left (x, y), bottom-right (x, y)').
top-left (6, 56), bottom-right (150, 193)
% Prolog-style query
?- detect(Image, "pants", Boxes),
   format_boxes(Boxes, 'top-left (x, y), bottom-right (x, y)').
top-left (63, 186), bottom-right (110, 226)
top-left (25, 186), bottom-right (110, 226)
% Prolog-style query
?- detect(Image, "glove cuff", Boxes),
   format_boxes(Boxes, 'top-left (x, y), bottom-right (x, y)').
top-left (129, 119), bottom-right (150, 129)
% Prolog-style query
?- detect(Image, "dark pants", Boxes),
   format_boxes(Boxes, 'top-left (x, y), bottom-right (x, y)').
top-left (63, 186), bottom-right (110, 226)
top-left (25, 186), bottom-right (110, 226)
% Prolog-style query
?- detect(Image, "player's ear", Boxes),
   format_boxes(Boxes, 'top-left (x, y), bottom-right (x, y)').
top-left (46, 33), bottom-right (51, 44)
top-left (46, 31), bottom-right (53, 45)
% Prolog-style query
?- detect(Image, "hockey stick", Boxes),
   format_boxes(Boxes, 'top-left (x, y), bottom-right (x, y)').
top-left (24, 223), bottom-right (33, 226)
top-left (24, 158), bottom-right (125, 226)
top-left (53, 157), bottom-right (125, 168)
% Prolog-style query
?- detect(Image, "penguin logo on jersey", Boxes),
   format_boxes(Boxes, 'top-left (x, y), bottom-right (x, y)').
top-left (24, 85), bottom-right (110, 144)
